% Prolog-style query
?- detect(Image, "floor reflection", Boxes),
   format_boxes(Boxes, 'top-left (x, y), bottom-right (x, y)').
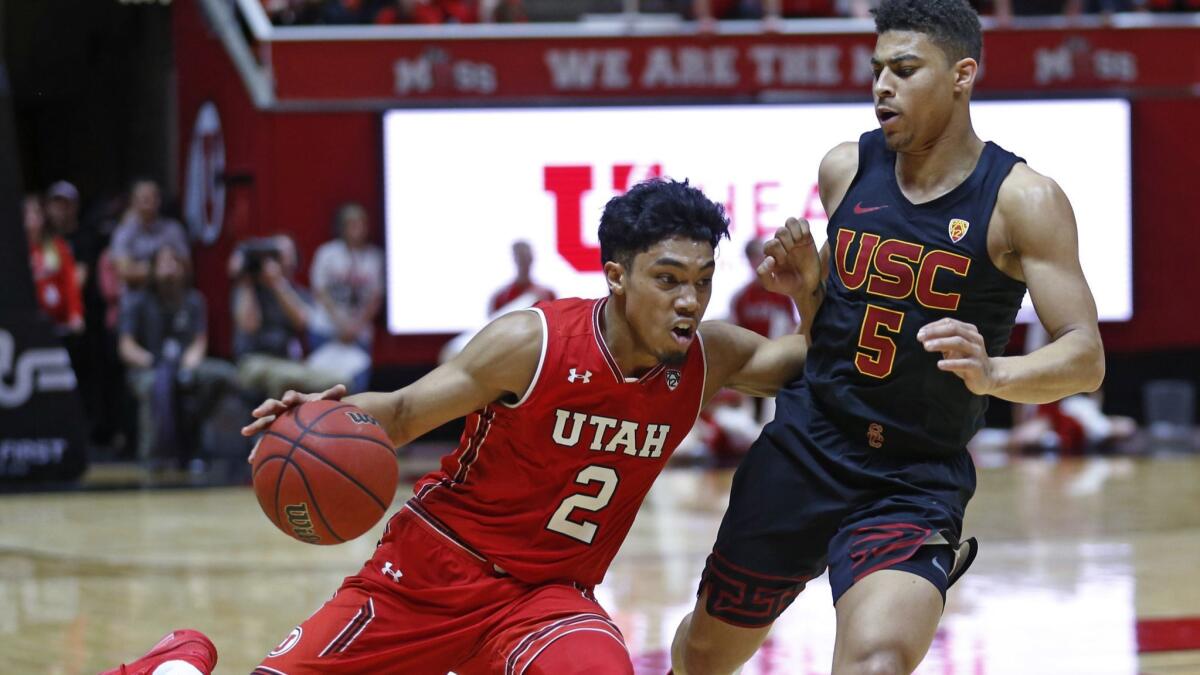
top-left (0, 456), bottom-right (1197, 674)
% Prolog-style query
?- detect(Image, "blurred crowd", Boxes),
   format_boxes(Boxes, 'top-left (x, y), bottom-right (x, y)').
top-left (22, 180), bottom-right (384, 473)
top-left (260, 0), bottom-right (1198, 25)
top-left (261, 0), bottom-right (528, 24)
top-left (24, 178), bottom-right (1143, 473)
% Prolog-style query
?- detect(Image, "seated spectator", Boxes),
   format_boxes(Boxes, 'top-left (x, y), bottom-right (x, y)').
top-left (229, 235), bottom-right (343, 399)
top-left (488, 240), bottom-right (556, 318)
top-left (44, 181), bottom-right (97, 289)
top-left (25, 194), bottom-right (84, 334)
top-left (309, 203), bottom-right (385, 392)
top-left (110, 178), bottom-right (190, 292)
top-left (844, 0), bottom-right (995, 18)
top-left (1145, 0), bottom-right (1200, 10)
top-left (373, 0), bottom-right (478, 23)
top-left (994, 0), bottom-right (1082, 20)
top-left (692, 0), bottom-right (835, 22)
top-left (485, 0), bottom-right (527, 21)
top-left (118, 246), bottom-right (236, 466)
top-left (730, 238), bottom-right (797, 339)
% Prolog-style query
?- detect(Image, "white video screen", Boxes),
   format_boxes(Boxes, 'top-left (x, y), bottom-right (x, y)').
top-left (384, 100), bottom-right (1131, 335)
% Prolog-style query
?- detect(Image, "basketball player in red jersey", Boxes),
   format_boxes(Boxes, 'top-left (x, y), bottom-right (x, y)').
top-left (105, 178), bottom-right (825, 675)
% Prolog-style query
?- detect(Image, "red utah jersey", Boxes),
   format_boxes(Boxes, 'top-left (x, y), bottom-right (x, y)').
top-left (731, 280), bottom-right (797, 338)
top-left (413, 297), bottom-right (706, 587)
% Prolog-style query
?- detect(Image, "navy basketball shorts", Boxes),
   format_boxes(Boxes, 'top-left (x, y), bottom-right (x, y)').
top-left (699, 382), bottom-right (979, 628)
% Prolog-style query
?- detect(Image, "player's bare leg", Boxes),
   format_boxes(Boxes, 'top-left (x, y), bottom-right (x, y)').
top-left (670, 589), bottom-right (771, 675)
top-left (830, 570), bottom-right (943, 675)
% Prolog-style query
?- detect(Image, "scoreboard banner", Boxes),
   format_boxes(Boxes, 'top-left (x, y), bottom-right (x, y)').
top-left (382, 101), bottom-right (1132, 335)
top-left (268, 24), bottom-right (1200, 104)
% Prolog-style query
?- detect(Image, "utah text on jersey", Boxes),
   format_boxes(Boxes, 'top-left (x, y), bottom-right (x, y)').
top-left (551, 409), bottom-right (671, 459)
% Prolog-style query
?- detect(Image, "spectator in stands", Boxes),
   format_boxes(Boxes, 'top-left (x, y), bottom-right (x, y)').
top-left (118, 245), bottom-right (236, 466)
top-left (229, 234), bottom-right (342, 399)
top-left (25, 194), bottom-right (84, 334)
top-left (374, 0), bottom-right (479, 23)
top-left (44, 181), bottom-right (96, 289)
top-left (730, 238), bottom-right (797, 338)
top-left (692, 0), bottom-right (835, 23)
top-left (488, 240), bottom-right (556, 317)
top-left (1146, 0), bottom-right (1200, 10)
top-left (844, 0), bottom-right (997, 17)
top-left (309, 203), bottom-right (384, 392)
top-left (485, 0), bottom-right (527, 22)
top-left (110, 179), bottom-right (190, 292)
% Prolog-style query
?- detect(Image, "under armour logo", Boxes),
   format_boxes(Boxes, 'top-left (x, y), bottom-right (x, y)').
top-left (567, 368), bottom-right (592, 384)
top-left (381, 561), bottom-right (403, 582)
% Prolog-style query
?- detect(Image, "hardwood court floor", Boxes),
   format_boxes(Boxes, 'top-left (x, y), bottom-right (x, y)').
top-left (1, 455), bottom-right (1198, 674)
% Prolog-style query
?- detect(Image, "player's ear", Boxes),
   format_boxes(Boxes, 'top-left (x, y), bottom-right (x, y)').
top-left (953, 57), bottom-right (978, 94)
top-left (603, 260), bottom-right (626, 296)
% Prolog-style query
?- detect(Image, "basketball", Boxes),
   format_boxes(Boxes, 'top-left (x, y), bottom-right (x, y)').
top-left (251, 399), bottom-right (398, 545)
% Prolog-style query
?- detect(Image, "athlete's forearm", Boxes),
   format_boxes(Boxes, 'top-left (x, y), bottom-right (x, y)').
top-left (343, 390), bottom-right (410, 448)
top-left (986, 328), bottom-right (1104, 404)
top-left (789, 280), bottom-right (825, 341)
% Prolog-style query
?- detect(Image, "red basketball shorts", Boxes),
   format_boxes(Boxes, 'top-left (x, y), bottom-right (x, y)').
top-left (253, 505), bottom-right (633, 675)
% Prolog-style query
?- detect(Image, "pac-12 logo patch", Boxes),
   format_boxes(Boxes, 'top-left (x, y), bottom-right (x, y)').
top-left (948, 218), bottom-right (970, 243)
top-left (268, 627), bottom-right (302, 657)
top-left (665, 369), bottom-right (681, 391)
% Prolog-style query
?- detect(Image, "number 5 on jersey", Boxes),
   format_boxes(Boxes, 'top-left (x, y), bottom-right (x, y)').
top-left (546, 465), bottom-right (619, 544)
top-left (856, 304), bottom-right (904, 379)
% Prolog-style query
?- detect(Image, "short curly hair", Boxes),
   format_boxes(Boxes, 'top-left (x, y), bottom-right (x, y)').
top-left (598, 178), bottom-right (730, 267)
top-left (874, 0), bottom-right (983, 64)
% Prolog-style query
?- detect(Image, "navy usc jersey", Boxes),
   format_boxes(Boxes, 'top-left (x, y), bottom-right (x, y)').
top-left (804, 129), bottom-right (1027, 457)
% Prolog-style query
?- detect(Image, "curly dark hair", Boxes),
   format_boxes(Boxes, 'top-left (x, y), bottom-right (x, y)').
top-left (598, 178), bottom-right (730, 267)
top-left (874, 0), bottom-right (982, 64)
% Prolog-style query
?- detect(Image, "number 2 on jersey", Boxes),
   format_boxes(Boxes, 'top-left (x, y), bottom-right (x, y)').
top-left (546, 465), bottom-right (619, 544)
top-left (855, 304), bottom-right (904, 379)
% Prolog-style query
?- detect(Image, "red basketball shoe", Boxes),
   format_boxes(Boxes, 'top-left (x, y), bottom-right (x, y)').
top-left (100, 629), bottom-right (218, 675)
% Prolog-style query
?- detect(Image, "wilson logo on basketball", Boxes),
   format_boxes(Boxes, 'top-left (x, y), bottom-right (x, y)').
top-left (345, 411), bottom-right (381, 427)
top-left (285, 503), bottom-right (321, 544)
top-left (948, 218), bottom-right (970, 243)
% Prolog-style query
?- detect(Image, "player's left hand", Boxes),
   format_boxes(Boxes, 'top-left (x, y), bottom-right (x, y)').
top-left (917, 318), bottom-right (997, 396)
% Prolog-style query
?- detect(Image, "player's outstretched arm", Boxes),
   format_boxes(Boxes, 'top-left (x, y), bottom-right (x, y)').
top-left (243, 310), bottom-right (543, 450)
top-left (919, 165), bottom-right (1104, 403)
top-left (698, 320), bottom-right (807, 399)
top-left (699, 216), bottom-right (826, 399)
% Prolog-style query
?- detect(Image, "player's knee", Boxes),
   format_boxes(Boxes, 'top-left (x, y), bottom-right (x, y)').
top-left (674, 624), bottom-right (743, 675)
top-left (523, 629), bottom-right (634, 675)
top-left (838, 645), bottom-right (914, 675)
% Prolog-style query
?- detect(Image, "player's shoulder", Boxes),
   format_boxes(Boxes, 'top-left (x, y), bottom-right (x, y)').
top-left (475, 309), bottom-right (546, 352)
top-left (996, 162), bottom-right (1071, 224)
top-left (819, 141), bottom-right (859, 180)
top-left (818, 141), bottom-right (861, 212)
top-left (697, 320), bottom-right (760, 370)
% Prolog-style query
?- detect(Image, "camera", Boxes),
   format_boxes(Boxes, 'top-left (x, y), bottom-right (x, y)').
top-left (236, 238), bottom-right (282, 277)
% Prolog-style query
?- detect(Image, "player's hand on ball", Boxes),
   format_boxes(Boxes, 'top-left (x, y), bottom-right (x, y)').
top-left (918, 319), bottom-right (995, 395)
top-left (758, 217), bottom-right (825, 314)
top-left (243, 384), bottom-right (348, 459)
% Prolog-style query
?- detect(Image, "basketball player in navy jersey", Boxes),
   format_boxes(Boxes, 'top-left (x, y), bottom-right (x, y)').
top-left (103, 179), bottom-right (828, 675)
top-left (671, 2), bottom-right (1105, 674)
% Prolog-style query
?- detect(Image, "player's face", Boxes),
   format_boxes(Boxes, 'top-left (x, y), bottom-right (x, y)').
top-left (871, 31), bottom-right (959, 152)
top-left (622, 236), bottom-right (715, 366)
